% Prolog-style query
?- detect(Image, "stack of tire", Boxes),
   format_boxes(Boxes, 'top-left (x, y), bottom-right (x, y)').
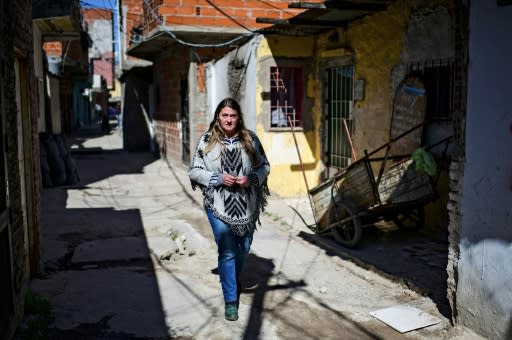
top-left (39, 133), bottom-right (79, 187)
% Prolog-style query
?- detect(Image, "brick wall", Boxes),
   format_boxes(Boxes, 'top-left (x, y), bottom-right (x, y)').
top-left (143, 0), bottom-right (319, 34)
top-left (1, 0), bottom-right (41, 338)
top-left (446, 157), bottom-right (462, 321)
top-left (153, 49), bottom-right (187, 121)
top-left (43, 42), bottom-right (63, 57)
top-left (154, 120), bottom-right (181, 160)
top-left (151, 43), bottom-right (230, 164)
top-left (11, 0), bottom-right (35, 293)
top-left (152, 46), bottom-right (189, 160)
top-left (124, 0), bottom-right (144, 52)
top-left (83, 7), bottom-right (112, 21)
top-left (446, 0), bottom-right (469, 322)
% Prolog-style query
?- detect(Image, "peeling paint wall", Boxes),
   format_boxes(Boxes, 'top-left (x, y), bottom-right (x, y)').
top-left (197, 0), bottom-right (457, 202)
top-left (256, 35), bottom-right (318, 197)
top-left (328, 0), bottom-right (455, 158)
top-left (344, 2), bottom-right (413, 154)
top-left (205, 36), bottom-right (260, 133)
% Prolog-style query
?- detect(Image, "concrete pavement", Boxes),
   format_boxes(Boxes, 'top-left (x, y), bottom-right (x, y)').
top-left (17, 126), bottom-right (485, 339)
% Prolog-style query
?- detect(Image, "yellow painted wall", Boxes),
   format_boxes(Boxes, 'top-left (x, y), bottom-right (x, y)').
top-left (310, 0), bottom-right (456, 233)
top-left (109, 79), bottom-right (122, 100)
top-left (340, 0), bottom-right (415, 158)
top-left (254, 0), bottom-right (455, 198)
top-left (256, 36), bottom-right (321, 197)
top-left (326, 0), bottom-right (453, 158)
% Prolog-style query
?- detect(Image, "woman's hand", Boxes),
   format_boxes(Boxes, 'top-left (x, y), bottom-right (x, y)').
top-left (223, 174), bottom-right (250, 188)
top-left (235, 175), bottom-right (250, 188)
top-left (223, 174), bottom-right (238, 187)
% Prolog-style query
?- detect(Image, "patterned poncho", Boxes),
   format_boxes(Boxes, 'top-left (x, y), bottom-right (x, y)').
top-left (188, 131), bottom-right (270, 236)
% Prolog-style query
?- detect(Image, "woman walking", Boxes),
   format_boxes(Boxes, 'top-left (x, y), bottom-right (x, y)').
top-left (189, 98), bottom-right (270, 321)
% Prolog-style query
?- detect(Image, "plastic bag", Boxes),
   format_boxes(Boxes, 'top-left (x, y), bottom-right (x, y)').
top-left (411, 147), bottom-right (437, 177)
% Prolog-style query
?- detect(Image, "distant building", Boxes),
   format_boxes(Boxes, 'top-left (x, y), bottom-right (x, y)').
top-left (83, 7), bottom-right (115, 125)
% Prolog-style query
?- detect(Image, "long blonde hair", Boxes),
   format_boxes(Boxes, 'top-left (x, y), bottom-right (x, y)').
top-left (205, 98), bottom-right (258, 165)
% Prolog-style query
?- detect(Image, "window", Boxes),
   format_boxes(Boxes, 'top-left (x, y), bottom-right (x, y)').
top-left (409, 59), bottom-right (454, 121)
top-left (325, 65), bottom-right (354, 169)
top-left (270, 66), bottom-right (304, 128)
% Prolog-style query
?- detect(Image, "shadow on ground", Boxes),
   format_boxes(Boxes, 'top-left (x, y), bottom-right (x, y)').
top-left (298, 224), bottom-right (452, 320)
top-left (18, 144), bottom-right (174, 338)
top-left (219, 253), bottom-right (401, 340)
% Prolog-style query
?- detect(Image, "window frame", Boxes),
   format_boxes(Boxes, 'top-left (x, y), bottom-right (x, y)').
top-left (267, 60), bottom-right (307, 131)
top-left (408, 59), bottom-right (455, 122)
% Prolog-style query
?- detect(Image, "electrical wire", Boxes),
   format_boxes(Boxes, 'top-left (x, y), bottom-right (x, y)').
top-left (204, 0), bottom-right (252, 32)
top-left (140, 0), bottom-right (257, 48)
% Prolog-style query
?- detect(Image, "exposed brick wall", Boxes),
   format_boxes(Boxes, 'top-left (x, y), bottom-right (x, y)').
top-left (143, 0), bottom-right (320, 34)
top-left (153, 47), bottom-right (189, 121)
top-left (142, 0), bottom-right (163, 33)
top-left (43, 42), bottom-right (63, 57)
top-left (1, 0), bottom-right (41, 338)
top-left (154, 120), bottom-right (181, 160)
top-left (83, 7), bottom-right (112, 21)
top-left (446, 157), bottom-right (463, 321)
top-left (124, 0), bottom-right (144, 53)
top-left (151, 43), bottom-right (229, 163)
top-left (136, 0), bottom-right (319, 165)
top-left (446, 0), bottom-right (469, 323)
top-left (152, 46), bottom-right (188, 161)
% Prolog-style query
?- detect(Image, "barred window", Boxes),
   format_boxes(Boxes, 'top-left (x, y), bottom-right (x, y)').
top-left (409, 59), bottom-right (454, 121)
top-left (270, 66), bottom-right (304, 128)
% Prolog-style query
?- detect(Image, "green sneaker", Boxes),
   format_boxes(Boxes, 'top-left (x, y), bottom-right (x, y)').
top-left (224, 302), bottom-right (238, 321)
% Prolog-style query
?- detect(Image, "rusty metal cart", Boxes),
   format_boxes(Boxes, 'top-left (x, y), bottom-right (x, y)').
top-left (308, 125), bottom-right (451, 248)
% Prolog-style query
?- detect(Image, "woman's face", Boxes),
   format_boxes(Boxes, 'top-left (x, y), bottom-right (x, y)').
top-left (218, 106), bottom-right (239, 137)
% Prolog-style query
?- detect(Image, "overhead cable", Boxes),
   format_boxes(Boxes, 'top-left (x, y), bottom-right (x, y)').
top-left (141, 0), bottom-right (257, 48)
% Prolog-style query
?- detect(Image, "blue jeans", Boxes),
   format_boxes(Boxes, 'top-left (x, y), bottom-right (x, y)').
top-left (207, 210), bottom-right (253, 303)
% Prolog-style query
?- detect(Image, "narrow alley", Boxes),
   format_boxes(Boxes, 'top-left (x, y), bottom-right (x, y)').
top-left (15, 124), bottom-right (483, 339)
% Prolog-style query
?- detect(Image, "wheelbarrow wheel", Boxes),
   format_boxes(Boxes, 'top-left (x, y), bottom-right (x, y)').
top-left (329, 199), bottom-right (362, 248)
top-left (393, 207), bottom-right (425, 229)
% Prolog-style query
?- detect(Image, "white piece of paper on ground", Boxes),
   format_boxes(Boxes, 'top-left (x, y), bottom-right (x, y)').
top-left (370, 304), bottom-right (442, 333)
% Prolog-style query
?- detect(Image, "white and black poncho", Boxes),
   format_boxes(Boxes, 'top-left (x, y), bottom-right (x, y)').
top-left (188, 131), bottom-right (270, 236)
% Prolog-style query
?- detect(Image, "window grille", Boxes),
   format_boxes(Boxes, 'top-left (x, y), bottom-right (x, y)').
top-left (408, 59), bottom-right (454, 121)
top-left (143, 0), bottom-right (163, 32)
top-left (325, 65), bottom-right (354, 169)
top-left (270, 66), bottom-right (303, 128)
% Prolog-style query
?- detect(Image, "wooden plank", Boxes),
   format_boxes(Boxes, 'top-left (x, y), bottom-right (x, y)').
top-left (378, 159), bottom-right (434, 204)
